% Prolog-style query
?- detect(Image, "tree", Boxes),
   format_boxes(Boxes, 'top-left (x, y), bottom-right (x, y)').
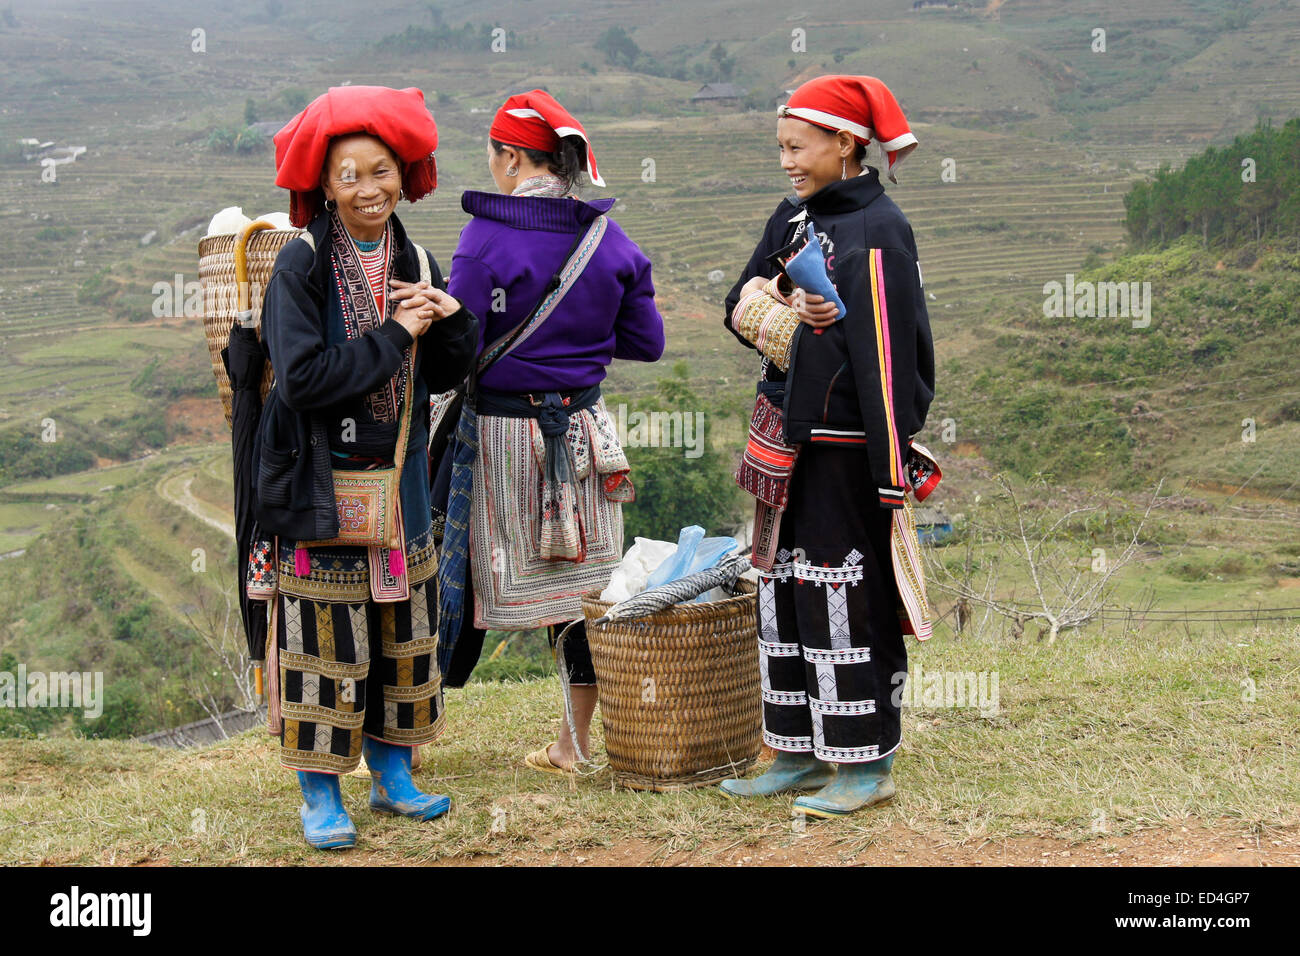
top-left (618, 365), bottom-right (744, 545)
top-left (923, 476), bottom-right (1163, 643)
top-left (244, 98), bottom-right (258, 127)
top-left (595, 26), bottom-right (640, 68)
top-left (709, 42), bottom-right (735, 79)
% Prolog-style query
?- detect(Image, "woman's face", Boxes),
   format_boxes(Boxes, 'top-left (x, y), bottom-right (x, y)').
top-left (320, 134), bottom-right (402, 241)
top-left (777, 117), bottom-right (857, 200)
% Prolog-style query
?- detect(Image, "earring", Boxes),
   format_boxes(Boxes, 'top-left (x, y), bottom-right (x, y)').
top-left (841, 157), bottom-right (847, 180)
top-left (506, 166), bottom-right (518, 177)
top-left (324, 198), bottom-right (337, 211)
top-left (399, 188), bottom-right (406, 200)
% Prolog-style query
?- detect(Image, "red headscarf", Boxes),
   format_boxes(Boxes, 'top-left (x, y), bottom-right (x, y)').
top-left (274, 86), bottom-right (439, 227)
top-left (779, 75), bottom-right (918, 183)
top-left (489, 90), bottom-right (605, 188)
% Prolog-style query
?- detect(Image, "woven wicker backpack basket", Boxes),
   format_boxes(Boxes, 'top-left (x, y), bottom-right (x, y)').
top-left (197, 222), bottom-right (304, 425)
top-left (581, 580), bottom-right (763, 791)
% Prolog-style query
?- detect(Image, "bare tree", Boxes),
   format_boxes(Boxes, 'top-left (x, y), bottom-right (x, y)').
top-left (179, 576), bottom-right (260, 737)
top-left (924, 476), bottom-right (1165, 643)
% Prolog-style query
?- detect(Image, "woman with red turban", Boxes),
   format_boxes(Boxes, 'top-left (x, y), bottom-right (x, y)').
top-left (252, 86), bottom-right (479, 849)
top-left (721, 76), bottom-right (936, 817)
top-left (439, 90), bottom-right (664, 774)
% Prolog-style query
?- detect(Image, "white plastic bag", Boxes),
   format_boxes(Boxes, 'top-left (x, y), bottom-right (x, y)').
top-left (599, 537), bottom-right (677, 602)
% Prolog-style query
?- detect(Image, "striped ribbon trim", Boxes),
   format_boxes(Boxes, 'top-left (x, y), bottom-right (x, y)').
top-left (867, 248), bottom-right (905, 487)
top-left (891, 496), bottom-right (932, 641)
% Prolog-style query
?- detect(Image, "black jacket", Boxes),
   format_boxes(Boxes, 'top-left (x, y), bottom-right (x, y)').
top-left (725, 169), bottom-right (935, 509)
top-left (253, 211), bottom-right (478, 541)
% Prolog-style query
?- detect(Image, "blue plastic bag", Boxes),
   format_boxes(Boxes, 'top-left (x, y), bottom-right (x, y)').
top-left (645, 526), bottom-right (739, 601)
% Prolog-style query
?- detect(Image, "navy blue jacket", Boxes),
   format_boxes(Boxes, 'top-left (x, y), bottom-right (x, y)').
top-left (253, 211), bottom-right (478, 541)
top-left (725, 169), bottom-right (935, 508)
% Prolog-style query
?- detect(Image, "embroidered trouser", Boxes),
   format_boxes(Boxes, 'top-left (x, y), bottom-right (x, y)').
top-left (757, 446), bottom-right (907, 763)
top-left (277, 579), bottom-right (445, 773)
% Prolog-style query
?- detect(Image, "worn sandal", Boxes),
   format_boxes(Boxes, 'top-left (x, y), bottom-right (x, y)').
top-left (524, 745), bottom-right (574, 776)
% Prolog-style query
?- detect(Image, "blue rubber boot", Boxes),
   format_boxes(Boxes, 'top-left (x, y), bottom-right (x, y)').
top-left (363, 737), bottom-right (451, 821)
top-left (719, 751), bottom-right (836, 797)
top-left (793, 753), bottom-right (896, 818)
top-left (296, 771), bottom-right (357, 850)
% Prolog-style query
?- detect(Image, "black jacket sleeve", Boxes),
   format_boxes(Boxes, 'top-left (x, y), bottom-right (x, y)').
top-left (908, 257), bottom-right (935, 437)
top-left (841, 244), bottom-right (932, 499)
top-left (899, 225), bottom-right (934, 437)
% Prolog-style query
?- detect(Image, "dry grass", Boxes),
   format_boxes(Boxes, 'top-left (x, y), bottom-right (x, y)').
top-left (2, 620), bottom-right (1296, 865)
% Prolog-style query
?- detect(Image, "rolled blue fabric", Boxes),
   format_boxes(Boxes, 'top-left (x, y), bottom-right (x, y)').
top-left (777, 235), bottom-right (847, 320)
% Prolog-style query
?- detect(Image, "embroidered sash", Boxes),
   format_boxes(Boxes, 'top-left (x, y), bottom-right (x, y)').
top-left (327, 213), bottom-right (408, 423)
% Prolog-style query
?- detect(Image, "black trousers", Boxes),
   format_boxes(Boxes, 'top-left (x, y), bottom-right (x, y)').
top-left (757, 445), bottom-right (907, 763)
top-left (549, 619), bottom-right (596, 685)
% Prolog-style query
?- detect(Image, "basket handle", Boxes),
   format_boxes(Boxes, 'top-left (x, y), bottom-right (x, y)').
top-left (235, 220), bottom-right (277, 320)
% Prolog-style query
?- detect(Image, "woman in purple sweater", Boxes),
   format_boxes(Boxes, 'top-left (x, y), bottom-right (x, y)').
top-left (443, 91), bottom-right (665, 773)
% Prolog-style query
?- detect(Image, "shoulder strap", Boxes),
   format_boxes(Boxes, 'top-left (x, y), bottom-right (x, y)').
top-left (298, 230), bottom-right (316, 252)
top-left (476, 214), bottom-right (607, 378)
top-left (387, 243), bottom-right (429, 519)
top-left (411, 241), bottom-right (432, 285)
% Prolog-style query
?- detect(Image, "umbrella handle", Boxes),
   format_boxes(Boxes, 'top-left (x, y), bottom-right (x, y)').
top-left (235, 220), bottom-right (277, 314)
top-left (254, 665), bottom-right (264, 700)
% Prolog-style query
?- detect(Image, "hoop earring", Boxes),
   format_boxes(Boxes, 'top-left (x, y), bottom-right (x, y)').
top-left (841, 157), bottom-right (847, 180)
top-left (324, 198), bottom-right (337, 211)
top-left (399, 188), bottom-right (406, 200)
top-left (506, 166), bottom-right (518, 177)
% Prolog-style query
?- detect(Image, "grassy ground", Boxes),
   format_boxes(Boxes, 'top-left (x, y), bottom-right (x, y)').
top-left (1, 617), bottom-right (1295, 865)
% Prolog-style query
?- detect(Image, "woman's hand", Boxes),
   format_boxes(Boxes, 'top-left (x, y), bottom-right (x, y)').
top-left (390, 279), bottom-right (433, 338)
top-left (793, 290), bottom-right (839, 329)
top-left (390, 279), bottom-right (462, 337)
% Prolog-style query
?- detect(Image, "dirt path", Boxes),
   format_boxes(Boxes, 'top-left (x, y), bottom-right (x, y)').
top-left (422, 821), bottom-right (1300, 867)
top-left (155, 469), bottom-right (234, 540)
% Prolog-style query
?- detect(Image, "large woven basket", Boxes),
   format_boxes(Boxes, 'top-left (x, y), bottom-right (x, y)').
top-left (197, 223), bottom-right (303, 426)
top-left (581, 579), bottom-right (762, 791)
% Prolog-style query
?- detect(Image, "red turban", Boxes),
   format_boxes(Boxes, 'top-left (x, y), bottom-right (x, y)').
top-left (779, 75), bottom-right (918, 183)
top-left (489, 89), bottom-right (605, 188)
top-left (273, 86), bottom-right (439, 227)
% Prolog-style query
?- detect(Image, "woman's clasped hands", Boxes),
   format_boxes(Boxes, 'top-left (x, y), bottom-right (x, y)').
top-left (389, 278), bottom-right (461, 337)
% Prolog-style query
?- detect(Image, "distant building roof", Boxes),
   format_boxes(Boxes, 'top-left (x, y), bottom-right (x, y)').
top-left (692, 82), bottom-right (746, 101)
top-left (135, 707), bottom-right (266, 749)
top-left (915, 507), bottom-right (952, 526)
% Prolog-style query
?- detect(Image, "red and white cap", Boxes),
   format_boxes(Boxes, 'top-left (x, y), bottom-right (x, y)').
top-left (489, 89), bottom-right (605, 188)
top-left (779, 75), bottom-right (918, 183)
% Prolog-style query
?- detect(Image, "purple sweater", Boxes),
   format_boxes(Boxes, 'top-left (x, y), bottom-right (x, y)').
top-left (447, 191), bottom-right (665, 392)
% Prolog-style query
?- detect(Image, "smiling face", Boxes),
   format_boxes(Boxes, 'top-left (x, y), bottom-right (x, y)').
top-left (777, 116), bottom-right (861, 200)
top-left (320, 134), bottom-right (402, 242)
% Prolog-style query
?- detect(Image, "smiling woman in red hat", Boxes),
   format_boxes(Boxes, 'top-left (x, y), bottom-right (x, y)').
top-left (720, 75), bottom-right (937, 817)
top-left (438, 90), bottom-right (664, 775)
top-left (251, 85), bottom-right (479, 850)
